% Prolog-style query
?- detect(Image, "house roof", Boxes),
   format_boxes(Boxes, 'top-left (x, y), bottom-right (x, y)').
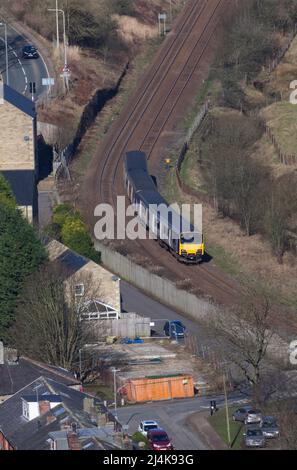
top-left (0, 356), bottom-right (79, 397)
top-left (3, 84), bottom-right (36, 119)
top-left (1, 170), bottom-right (35, 206)
top-left (0, 376), bottom-right (117, 450)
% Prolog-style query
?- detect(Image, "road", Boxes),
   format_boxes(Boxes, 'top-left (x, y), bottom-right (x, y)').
top-left (114, 393), bottom-right (248, 450)
top-left (121, 280), bottom-right (213, 342)
top-left (0, 21), bottom-right (50, 99)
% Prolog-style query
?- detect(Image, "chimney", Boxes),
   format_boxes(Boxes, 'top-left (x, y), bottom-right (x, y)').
top-left (67, 431), bottom-right (81, 450)
top-left (0, 341), bottom-right (4, 365)
top-left (83, 397), bottom-right (94, 414)
top-left (46, 415), bottom-right (57, 425)
top-left (39, 400), bottom-right (51, 416)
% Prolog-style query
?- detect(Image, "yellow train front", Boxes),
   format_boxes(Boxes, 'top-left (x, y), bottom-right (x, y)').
top-left (178, 232), bottom-right (205, 264)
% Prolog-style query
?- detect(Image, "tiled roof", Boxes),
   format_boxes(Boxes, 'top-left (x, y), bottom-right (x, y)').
top-left (1, 170), bottom-right (35, 206)
top-left (0, 376), bottom-right (115, 450)
top-left (0, 356), bottom-right (79, 397)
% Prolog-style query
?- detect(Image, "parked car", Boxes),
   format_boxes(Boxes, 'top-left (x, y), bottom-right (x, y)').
top-left (147, 429), bottom-right (173, 450)
top-left (245, 409), bottom-right (263, 425)
top-left (138, 420), bottom-right (159, 436)
top-left (22, 45), bottom-right (39, 59)
top-left (244, 425), bottom-right (266, 448)
top-left (261, 416), bottom-right (280, 438)
top-left (163, 320), bottom-right (186, 339)
top-left (232, 406), bottom-right (252, 422)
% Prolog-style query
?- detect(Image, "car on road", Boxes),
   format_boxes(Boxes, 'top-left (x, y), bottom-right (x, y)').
top-left (244, 425), bottom-right (266, 448)
top-left (232, 406), bottom-right (252, 422)
top-left (244, 409), bottom-right (263, 425)
top-left (147, 429), bottom-right (173, 450)
top-left (260, 416), bottom-right (280, 438)
top-left (164, 320), bottom-right (186, 339)
top-left (138, 420), bottom-right (159, 436)
top-left (22, 45), bottom-right (39, 59)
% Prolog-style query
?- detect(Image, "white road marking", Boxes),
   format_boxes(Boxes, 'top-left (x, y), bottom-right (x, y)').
top-left (5, 22), bottom-right (51, 97)
top-left (0, 36), bottom-right (28, 94)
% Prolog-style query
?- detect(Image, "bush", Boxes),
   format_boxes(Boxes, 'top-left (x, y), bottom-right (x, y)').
top-left (48, 204), bottom-right (101, 264)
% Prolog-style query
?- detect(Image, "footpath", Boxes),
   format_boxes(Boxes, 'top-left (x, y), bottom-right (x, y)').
top-left (186, 411), bottom-right (228, 450)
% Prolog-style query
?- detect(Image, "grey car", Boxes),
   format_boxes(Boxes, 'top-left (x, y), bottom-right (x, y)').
top-left (245, 409), bottom-right (263, 424)
top-left (232, 406), bottom-right (252, 422)
top-left (244, 426), bottom-right (266, 448)
top-left (261, 416), bottom-right (280, 438)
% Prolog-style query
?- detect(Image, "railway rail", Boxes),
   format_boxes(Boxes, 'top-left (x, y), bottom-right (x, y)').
top-left (82, 0), bottom-right (240, 305)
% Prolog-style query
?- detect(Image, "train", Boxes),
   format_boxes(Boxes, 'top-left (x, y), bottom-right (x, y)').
top-left (123, 150), bottom-right (205, 264)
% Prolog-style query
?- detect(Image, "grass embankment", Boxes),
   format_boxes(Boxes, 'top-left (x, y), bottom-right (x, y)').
top-left (208, 407), bottom-right (243, 450)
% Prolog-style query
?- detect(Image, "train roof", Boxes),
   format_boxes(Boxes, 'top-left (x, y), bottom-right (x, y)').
top-left (124, 151), bottom-right (157, 192)
top-left (124, 151), bottom-right (148, 171)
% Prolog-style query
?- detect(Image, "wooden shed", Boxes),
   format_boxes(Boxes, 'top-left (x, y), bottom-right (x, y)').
top-left (125, 374), bottom-right (194, 403)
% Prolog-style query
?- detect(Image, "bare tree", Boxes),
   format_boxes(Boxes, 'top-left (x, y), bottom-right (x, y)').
top-left (209, 280), bottom-right (275, 400)
top-left (9, 264), bottom-right (101, 370)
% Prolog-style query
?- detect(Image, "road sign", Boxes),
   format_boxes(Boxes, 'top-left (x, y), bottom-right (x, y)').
top-left (158, 13), bottom-right (167, 20)
top-left (42, 77), bottom-right (55, 86)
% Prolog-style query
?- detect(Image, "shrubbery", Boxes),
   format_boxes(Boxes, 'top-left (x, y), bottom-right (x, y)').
top-left (46, 203), bottom-right (101, 263)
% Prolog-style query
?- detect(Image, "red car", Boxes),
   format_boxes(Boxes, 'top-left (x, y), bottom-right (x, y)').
top-left (147, 429), bottom-right (173, 450)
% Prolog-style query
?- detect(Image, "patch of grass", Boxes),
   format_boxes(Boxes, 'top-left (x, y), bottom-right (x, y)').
top-left (83, 383), bottom-right (114, 401)
top-left (208, 407), bottom-right (243, 450)
top-left (206, 241), bottom-right (242, 279)
top-left (262, 101), bottom-right (297, 157)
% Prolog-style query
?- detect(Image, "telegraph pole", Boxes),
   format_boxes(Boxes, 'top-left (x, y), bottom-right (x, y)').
top-left (223, 373), bottom-right (231, 448)
top-left (55, 0), bottom-right (60, 49)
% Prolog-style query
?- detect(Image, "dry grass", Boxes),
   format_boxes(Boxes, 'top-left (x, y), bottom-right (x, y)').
top-left (261, 101), bottom-right (297, 158)
top-left (114, 14), bottom-right (158, 44)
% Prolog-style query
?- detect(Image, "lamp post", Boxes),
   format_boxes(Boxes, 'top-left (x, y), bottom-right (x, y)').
top-left (111, 367), bottom-right (120, 419)
top-left (55, 0), bottom-right (60, 49)
top-left (0, 22), bottom-right (9, 86)
top-left (48, 8), bottom-right (67, 69)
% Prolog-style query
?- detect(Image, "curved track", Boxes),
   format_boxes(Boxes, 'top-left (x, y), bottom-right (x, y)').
top-left (82, 0), bottom-right (240, 305)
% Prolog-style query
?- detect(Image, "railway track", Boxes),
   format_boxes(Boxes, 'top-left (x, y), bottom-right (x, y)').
top-left (82, 0), bottom-right (240, 305)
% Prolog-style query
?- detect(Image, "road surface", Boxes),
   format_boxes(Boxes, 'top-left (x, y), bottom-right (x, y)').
top-left (114, 393), bottom-right (248, 450)
top-left (0, 21), bottom-right (50, 99)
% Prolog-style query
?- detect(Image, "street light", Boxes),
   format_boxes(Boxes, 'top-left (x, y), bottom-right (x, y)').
top-left (111, 367), bottom-right (120, 419)
top-left (0, 22), bottom-right (9, 86)
top-left (48, 8), bottom-right (67, 69)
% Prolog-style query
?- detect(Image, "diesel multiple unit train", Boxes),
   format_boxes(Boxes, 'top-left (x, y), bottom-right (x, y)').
top-left (124, 151), bottom-right (204, 264)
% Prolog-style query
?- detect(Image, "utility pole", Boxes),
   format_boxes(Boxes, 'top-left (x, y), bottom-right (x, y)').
top-left (79, 348), bottom-right (82, 381)
top-left (48, 8), bottom-right (69, 91)
top-left (223, 373), bottom-right (231, 448)
top-left (112, 367), bottom-right (120, 419)
top-left (55, 0), bottom-right (60, 49)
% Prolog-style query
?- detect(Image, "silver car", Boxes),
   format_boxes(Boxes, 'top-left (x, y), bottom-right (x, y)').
top-left (244, 426), bottom-right (266, 448)
top-left (232, 406), bottom-right (252, 422)
top-left (244, 409), bottom-right (262, 424)
top-left (261, 416), bottom-right (280, 438)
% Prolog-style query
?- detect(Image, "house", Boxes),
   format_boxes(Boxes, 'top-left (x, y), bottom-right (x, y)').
top-left (0, 79), bottom-right (38, 222)
top-left (45, 238), bottom-right (121, 315)
top-left (45, 238), bottom-right (151, 340)
top-left (0, 376), bottom-right (124, 450)
top-left (0, 341), bottom-right (80, 403)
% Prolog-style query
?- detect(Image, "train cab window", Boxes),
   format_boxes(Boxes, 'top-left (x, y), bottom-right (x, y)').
top-left (181, 233), bottom-right (202, 244)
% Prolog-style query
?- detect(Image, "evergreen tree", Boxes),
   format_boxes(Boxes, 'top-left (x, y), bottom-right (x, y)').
top-left (0, 203), bottom-right (47, 341)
